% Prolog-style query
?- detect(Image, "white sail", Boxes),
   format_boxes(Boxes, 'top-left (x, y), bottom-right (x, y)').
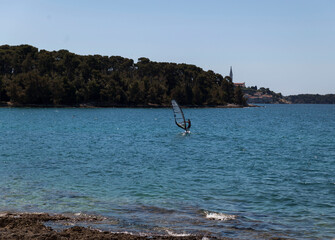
top-left (171, 100), bottom-right (190, 131)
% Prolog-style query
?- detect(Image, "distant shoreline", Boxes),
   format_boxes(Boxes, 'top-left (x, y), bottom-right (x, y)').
top-left (0, 101), bottom-right (256, 109)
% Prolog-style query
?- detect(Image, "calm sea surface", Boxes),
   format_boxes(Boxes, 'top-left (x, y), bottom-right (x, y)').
top-left (1, 105), bottom-right (334, 239)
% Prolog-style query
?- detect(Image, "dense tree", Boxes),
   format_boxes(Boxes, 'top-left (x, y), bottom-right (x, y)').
top-left (0, 44), bottom-right (246, 106)
top-left (234, 86), bottom-right (247, 106)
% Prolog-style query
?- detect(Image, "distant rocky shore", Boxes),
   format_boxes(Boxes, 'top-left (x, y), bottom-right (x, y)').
top-left (243, 87), bottom-right (335, 104)
top-left (0, 101), bottom-right (253, 109)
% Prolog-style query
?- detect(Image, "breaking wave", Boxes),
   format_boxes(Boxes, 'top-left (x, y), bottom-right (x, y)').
top-left (166, 230), bottom-right (191, 237)
top-left (204, 211), bottom-right (236, 221)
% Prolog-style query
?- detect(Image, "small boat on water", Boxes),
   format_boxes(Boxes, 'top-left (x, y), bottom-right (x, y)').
top-left (171, 100), bottom-right (191, 133)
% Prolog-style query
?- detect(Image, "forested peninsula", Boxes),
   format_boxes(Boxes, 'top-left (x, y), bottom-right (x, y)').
top-left (0, 44), bottom-right (246, 107)
top-left (285, 94), bottom-right (335, 104)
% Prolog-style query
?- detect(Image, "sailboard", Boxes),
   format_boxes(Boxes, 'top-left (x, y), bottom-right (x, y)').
top-left (171, 100), bottom-right (191, 132)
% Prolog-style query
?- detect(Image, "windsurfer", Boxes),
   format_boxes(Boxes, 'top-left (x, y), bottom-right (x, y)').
top-left (176, 119), bottom-right (191, 131)
top-left (171, 99), bottom-right (191, 133)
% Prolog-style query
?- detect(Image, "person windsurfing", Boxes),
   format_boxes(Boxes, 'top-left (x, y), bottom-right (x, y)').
top-left (175, 118), bottom-right (191, 131)
top-left (171, 100), bottom-right (191, 132)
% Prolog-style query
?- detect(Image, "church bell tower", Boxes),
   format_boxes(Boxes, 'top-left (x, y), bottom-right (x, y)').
top-left (229, 66), bottom-right (233, 81)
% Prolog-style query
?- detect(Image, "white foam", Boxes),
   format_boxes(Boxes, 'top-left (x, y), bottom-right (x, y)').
top-left (111, 231), bottom-right (148, 236)
top-left (182, 131), bottom-right (191, 136)
top-left (205, 211), bottom-right (236, 221)
top-left (0, 213), bottom-right (7, 217)
top-left (166, 230), bottom-right (191, 237)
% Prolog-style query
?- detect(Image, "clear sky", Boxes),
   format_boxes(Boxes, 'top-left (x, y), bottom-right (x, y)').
top-left (1, 0), bottom-right (334, 95)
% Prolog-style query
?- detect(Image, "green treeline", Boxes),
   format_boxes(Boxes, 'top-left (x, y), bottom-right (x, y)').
top-left (285, 94), bottom-right (335, 104)
top-left (0, 44), bottom-right (246, 106)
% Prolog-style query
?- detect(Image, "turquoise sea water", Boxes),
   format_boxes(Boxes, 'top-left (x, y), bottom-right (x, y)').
top-left (0, 105), bottom-right (334, 239)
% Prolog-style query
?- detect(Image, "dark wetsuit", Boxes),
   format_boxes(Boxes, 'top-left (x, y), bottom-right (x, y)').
top-left (186, 119), bottom-right (191, 130)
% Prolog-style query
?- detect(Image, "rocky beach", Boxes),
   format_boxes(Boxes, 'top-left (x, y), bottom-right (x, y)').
top-left (0, 212), bottom-right (223, 240)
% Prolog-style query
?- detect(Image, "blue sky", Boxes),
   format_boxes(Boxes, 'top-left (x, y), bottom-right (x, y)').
top-left (1, 0), bottom-right (334, 95)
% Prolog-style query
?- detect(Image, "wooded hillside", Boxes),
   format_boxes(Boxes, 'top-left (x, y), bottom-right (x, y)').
top-left (285, 94), bottom-right (335, 104)
top-left (0, 45), bottom-right (246, 107)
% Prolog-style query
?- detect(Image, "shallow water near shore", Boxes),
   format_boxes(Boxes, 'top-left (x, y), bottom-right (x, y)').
top-left (1, 105), bottom-right (334, 239)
